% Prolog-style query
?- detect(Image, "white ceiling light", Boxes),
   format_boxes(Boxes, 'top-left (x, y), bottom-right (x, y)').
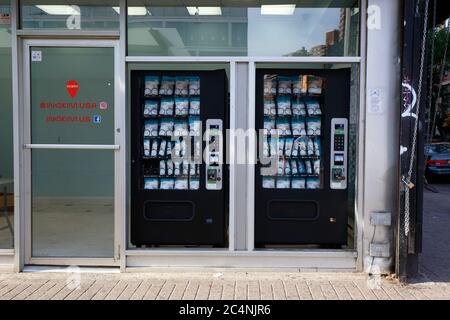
top-left (113, 7), bottom-right (149, 16)
top-left (261, 4), bottom-right (296, 15)
top-left (36, 5), bottom-right (80, 15)
top-left (186, 7), bottom-right (222, 16)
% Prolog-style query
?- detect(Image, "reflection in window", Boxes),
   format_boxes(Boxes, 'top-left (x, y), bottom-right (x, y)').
top-left (0, 1), bottom-right (13, 249)
top-left (21, 0), bottom-right (120, 29)
top-left (128, 1), bottom-right (360, 57)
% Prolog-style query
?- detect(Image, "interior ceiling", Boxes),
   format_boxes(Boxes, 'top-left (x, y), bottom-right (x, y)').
top-left (22, 0), bottom-right (359, 8)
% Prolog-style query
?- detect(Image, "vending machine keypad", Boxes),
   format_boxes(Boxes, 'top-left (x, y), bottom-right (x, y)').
top-left (205, 119), bottom-right (223, 190)
top-left (330, 118), bottom-right (348, 189)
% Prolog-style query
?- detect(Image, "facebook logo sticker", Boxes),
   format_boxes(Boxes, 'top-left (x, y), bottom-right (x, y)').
top-left (93, 115), bottom-right (101, 124)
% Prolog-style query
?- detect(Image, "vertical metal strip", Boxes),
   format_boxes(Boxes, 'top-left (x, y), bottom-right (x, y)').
top-left (118, 0), bottom-right (127, 271)
top-left (229, 61), bottom-right (236, 251)
top-left (11, 0), bottom-right (23, 272)
top-left (356, 0), bottom-right (367, 272)
top-left (247, 61), bottom-right (255, 251)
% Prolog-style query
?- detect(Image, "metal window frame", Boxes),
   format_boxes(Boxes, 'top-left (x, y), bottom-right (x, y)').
top-left (5, 0), bottom-right (367, 271)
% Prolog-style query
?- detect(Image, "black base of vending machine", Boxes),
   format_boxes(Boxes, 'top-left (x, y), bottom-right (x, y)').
top-left (255, 68), bottom-right (350, 246)
top-left (131, 70), bottom-right (228, 247)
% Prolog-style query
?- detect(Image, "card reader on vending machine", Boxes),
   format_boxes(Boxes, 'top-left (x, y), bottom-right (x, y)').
top-left (330, 118), bottom-right (348, 189)
top-left (205, 119), bottom-right (223, 190)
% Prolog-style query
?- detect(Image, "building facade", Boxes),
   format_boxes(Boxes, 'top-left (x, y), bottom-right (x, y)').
top-left (0, 0), bottom-right (406, 274)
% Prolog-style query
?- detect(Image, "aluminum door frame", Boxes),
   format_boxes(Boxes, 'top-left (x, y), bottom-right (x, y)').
top-left (20, 39), bottom-right (124, 267)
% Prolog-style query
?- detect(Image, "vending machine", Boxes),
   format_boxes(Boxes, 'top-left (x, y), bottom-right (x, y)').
top-left (255, 68), bottom-right (350, 246)
top-left (130, 70), bottom-right (228, 247)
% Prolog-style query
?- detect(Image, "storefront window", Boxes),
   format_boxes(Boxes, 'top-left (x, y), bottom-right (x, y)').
top-left (127, 0), bottom-right (360, 57)
top-left (0, 1), bottom-right (13, 249)
top-left (21, 0), bottom-right (120, 29)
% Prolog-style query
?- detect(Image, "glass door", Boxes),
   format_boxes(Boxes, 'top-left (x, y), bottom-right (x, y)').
top-left (22, 40), bottom-right (121, 263)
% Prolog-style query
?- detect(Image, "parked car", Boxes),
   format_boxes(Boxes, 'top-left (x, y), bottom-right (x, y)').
top-left (425, 143), bottom-right (450, 181)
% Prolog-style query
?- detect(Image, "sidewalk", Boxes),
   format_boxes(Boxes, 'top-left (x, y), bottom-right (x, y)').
top-left (0, 270), bottom-right (449, 300)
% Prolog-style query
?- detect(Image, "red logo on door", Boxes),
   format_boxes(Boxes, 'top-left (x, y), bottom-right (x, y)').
top-left (66, 80), bottom-right (79, 99)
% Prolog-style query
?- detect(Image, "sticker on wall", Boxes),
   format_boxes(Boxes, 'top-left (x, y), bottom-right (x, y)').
top-left (0, 12), bottom-right (11, 25)
top-left (93, 115), bottom-right (102, 124)
top-left (31, 51), bottom-right (42, 62)
top-left (368, 88), bottom-right (383, 114)
top-left (99, 101), bottom-right (108, 110)
top-left (66, 80), bottom-right (79, 99)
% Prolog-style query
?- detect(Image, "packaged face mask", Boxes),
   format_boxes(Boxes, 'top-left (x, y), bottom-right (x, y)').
top-left (277, 137), bottom-right (285, 157)
top-left (313, 159), bottom-right (321, 175)
top-left (263, 74), bottom-right (277, 96)
top-left (189, 177), bottom-right (200, 190)
top-left (292, 75), bottom-right (307, 95)
top-left (144, 177), bottom-right (159, 190)
top-left (166, 140), bottom-right (172, 157)
top-left (189, 97), bottom-right (200, 116)
top-left (262, 176), bottom-right (276, 189)
top-left (160, 178), bottom-right (174, 190)
top-left (194, 138), bottom-right (201, 158)
top-left (188, 76), bottom-right (201, 96)
top-left (159, 160), bottom-right (166, 176)
top-left (305, 160), bottom-right (313, 175)
top-left (264, 116), bottom-right (276, 136)
top-left (144, 76), bottom-right (159, 97)
top-left (307, 76), bottom-right (323, 95)
top-left (175, 178), bottom-right (189, 190)
top-left (166, 159), bottom-right (174, 175)
top-left (305, 99), bottom-right (322, 116)
top-left (175, 76), bottom-right (189, 96)
top-left (307, 117), bottom-right (321, 136)
top-left (276, 118), bottom-right (291, 136)
top-left (189, 163), bottom-right (196, 176)
top-left (284, 160), bottom-right (291, 175)
top-left (276, 176), bottom-right (291, 189)
top-left (298, 137), bottom-right (308, 156)
top-left (159, 76), bottom-right (175, 95)
top-left (292, 117), bottom-right (306, 136)
top-left (277, 158), bottom-right (285, 175)
top-left (269, 136), bottom-right (277, 157)
top-left (298, 160), bottom-right (306, 174)
top-left (150, 139), bottom-right (158, 157)
top-left (277, 96), bottom-right (292, 116)
top-left (264, 97), bottom-right (276, 116)
top-left (182, 160), bottom-right (189, 176)
top-left (314, 137), bottom-right (321, 156)
top-left (278, 76), bottom-right (292, 94)
top-left (291, 177), bottom-right (306, 189)
top-left (307, 137), bottom-right (315, 156)
top-left (180, 138), bottom-right (187, 157)
top-left (175, 97), bottom-right (189, 116)
top-left (159, 98), bottom-right (174, 116)
top-left (307, 177), bottom-right (320, 189)
top-left (284, 137), bottom-right (294, 157)
top-left (291, 138), bottom-right (299, 157)
top-left (174, 119), bottom-right (189, 136)
top-left (144, 119), bottom-right (158, 137)
top-left (173, 139), bottom-right (181, 157)
top-left (159, 118), bottom-right (174, 136)
top-left (158, 139), bottom-right (167, 157)
top-left (291, 159), bottom-right (298, 175)
top-left (292, 99), bottom-right (307, 116)
top-left (262, 136), bottom-right (270, 158)
top-left (143, 138), bottom-right (150, 157)
top-left (173, 161), bottom-right (181, 176)
top-left (189, 116), bottom-right (201, 136)
top-left (144, 100), bottom-right (158, 116)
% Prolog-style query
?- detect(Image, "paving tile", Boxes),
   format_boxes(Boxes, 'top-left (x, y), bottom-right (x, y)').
top-left (208, 281), bottom-right (223, 300)
top-left (143, 280), bottom-right (165, 300)
top-left (195, 281), bottom-right (212, 300)
top-left (295, 281), bottom-right (313, 300)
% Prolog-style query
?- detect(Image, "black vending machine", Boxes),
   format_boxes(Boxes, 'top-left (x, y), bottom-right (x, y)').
top-left (255, 69), bottom-right (350, 246)
top-left (131, 70), bottom-right (228, 247)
